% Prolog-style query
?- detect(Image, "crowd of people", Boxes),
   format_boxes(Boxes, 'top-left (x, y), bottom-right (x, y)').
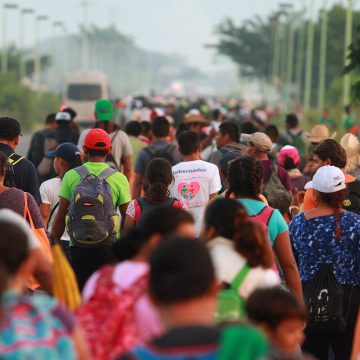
top-left (0, 96), bottom-right (359, 360)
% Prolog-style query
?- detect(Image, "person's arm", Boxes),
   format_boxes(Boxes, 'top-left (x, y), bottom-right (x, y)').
top-left (119, 202), bottom-right (129, 220)
top-left (121, 155), bottom-right (132, 182)
top-left (39, 203), bottom-right (50, 225)
top-left (273, 231), bottom-right (303, 300)
top-left (32, 248), bottom-right (53, 294)
top-left (72, 326), bottom-right (90, 360)
top-left (132, 172), bottom-right (143, 199)
top-left (26, 162), bottom-right (42, 205)
top-left (50, 197), bottom-right (69, 244)
top-left (209, 192), bottom-right (218, 201)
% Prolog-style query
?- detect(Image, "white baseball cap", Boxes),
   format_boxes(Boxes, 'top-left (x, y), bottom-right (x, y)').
top-left (55, 112), bottom-right (71, 121)
top-left (305, 165), bottom-right (346, 193)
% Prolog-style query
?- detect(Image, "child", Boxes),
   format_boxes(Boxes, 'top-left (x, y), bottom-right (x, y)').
top-left (39, 142), bottom-right (82, 259)
top-left (246, 287), bottom-right (312, 360)
top-left (120, 237), bottom-right (269, 360)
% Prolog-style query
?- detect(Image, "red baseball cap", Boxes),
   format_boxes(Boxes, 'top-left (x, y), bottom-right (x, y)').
top-left (84, 128), bottom-right (111, 150)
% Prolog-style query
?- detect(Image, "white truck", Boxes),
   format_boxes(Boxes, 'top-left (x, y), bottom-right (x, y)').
top-left (63, 71), bottom-right (109, 127)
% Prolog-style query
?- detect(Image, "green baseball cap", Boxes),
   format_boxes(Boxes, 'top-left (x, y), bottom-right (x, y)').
top-left (95, 99), bottom-right (113, 122)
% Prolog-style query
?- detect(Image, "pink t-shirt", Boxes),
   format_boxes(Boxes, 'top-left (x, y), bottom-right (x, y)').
top-left (82, 261), bottom-right (163, 344)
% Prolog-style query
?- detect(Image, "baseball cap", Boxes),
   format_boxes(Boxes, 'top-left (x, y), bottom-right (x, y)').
top-left (277, 145), bottom-right (301, 167)
top-left (95, 99), bottom-right (113, 122)
top-left (305, 165), bottom-right (346, 193)
top-left (46, 142), bottom-right (81, 163)
top-left (241, 132), bottom-right (272, 153)
top-left (83, 128), bottom-right (111, 151)
top-left (0, 117), bottom-right (22, 139)
top-left (55, 112), bottom-right (71, 122)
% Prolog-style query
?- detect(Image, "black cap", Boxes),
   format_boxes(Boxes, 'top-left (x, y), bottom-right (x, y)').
top-left (46, 142), bottom-right (81, 163)
top-left (0, 117), bottom-right (22, 140)
top-left (62, 107), bottom-right (77, 120)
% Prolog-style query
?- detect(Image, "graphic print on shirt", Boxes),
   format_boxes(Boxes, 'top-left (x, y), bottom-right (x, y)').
top-left (178, 181), bottom-right (200, 201)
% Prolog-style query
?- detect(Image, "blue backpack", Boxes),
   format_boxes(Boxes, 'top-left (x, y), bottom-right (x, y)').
top-left (66, 165), bottom-right (120, 247)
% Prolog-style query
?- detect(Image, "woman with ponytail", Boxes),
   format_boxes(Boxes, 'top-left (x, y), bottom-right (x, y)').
top-left (80, 206), bottom-right (195, 351)
top-left (125, 158), bottom-right (187, 229)
top-left (227, 155), bottom-right (302, 299)
top-left (290, 165), bottom-right (360, 359)
top-left (203, 199), bottom-right (280, 300)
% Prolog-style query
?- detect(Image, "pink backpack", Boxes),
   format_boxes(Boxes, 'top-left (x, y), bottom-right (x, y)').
top-left (76, 265), bottom-right (148, 359)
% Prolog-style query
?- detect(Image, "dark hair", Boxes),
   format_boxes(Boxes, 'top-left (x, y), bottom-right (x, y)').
top-left (125, 121), bottom-right (141, 137)
top-left (0, 151), bottom-right (6, 178)
top-left (149, 237), bottom-right (215, 304)
top-left (246, 287), bottom-right (307, 328)
top-left (113, 207), bottom-right (194, 261)
top-left (152, 117), bottom-right (170, 138)
top-left (283, 156), bottom-right (296, 170)
top-left (219, 122), bottom-right (240, 143)
top-left (141, 121), bottom-right (151, 134)
top-left (313, 139), bottom-right (347, 169)
top-left (318, 189), bottom-right (348, 240)
top-left (143, 159), bottom-right (173, 203)
top-left (178, 131), bottom-right (201, 155)
top-left (0, 220), bottom-right (30, 296)
top-left (45, 113), bottom-right (56, 125)
top-left (285, 114), bottom-right (299, 128)
top-left (265, 125), bottom-right (279, 139)
top-left (95, 121), bottom-right (118, 134)
top-left (66, 155), bottom-right (83, 170)
top-left (240, 122), bottom-right (257, 134)
top-left (0, 151), bottom-right (15, 187)
top-left (227, 155), bottom-right (263, 199)
top-left (176, 122), bottom-right (189, 139)
top-left (85, 148), bottom-right (109, 157)
top-left (212, 109), bottom-right (221, 121)
top-left (205, 199), bottom-right (274, 268)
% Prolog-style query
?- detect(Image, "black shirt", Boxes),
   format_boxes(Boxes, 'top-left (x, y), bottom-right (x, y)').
top-left (0, 143), bottom-right (41, 204)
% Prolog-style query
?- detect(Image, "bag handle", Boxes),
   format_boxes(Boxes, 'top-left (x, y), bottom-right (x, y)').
top-left (231, 265), bottom-right (250, 290)
top-left (23, 192), bottom-right (35, 230)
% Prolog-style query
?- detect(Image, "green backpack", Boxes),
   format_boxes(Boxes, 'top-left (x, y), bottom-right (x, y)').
top-left (216, 265), bottom-right (250, 322)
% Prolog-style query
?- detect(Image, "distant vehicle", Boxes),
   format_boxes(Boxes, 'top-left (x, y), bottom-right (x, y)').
top-left (63, 71), bottom-right (109, 127)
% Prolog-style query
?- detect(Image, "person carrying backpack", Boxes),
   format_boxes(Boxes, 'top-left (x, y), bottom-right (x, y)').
top-left (50, 128), bottom-right (131, 290)
top-left (77, 207), bottom-right (195, 359)
top-left (132, 116), bottom-right (182, 198)
top-left (227, 155), bottom-right (302, 300)
top-left (125, 158), bottom-right (186, 230)
top-left (284, 113), bottom-right (309, 157)
top-left (203, 199), bottom-right (280, 322)
top-left (290, 165), bottom-right (360, 360)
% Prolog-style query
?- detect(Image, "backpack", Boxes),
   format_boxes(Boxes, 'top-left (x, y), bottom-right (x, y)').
top-left (4, 153), bottom-right (24, 187)
top-left (144, 143), bottom-right (178, 165)
top-left (0, 292), bottom-right (75, 359)
top-left (303, 265), bottom-right (346, 333)
top-left (66, 165), bottom-right (119, 248)
top-left (262, 165), bottom-right (292, 209)
top-left (106, 130), bottom-right (120, 170)
top-left (136, 197), bottom-right (176, 226)
top-left (286, 130), bottom-right (307, 156)
top-left (216, 265), bottom-right (250, 322)
top-left (76, 265), bottom-right (148, 359)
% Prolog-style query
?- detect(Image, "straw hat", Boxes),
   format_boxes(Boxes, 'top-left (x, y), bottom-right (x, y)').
top-left (340, 133), bottom-right (360, 173)
top-left (182, 109), bottom-right (210, 126)
top-left (307, 125), bottom-right (336, 143)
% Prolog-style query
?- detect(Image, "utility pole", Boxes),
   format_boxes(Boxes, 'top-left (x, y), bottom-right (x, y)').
top-left (343, 0), bottom-right (353, 106)
top-left (2, 3), bottom-right (18, 73)
top-left (295, 2), bottom-right (306, 104)
top-left (34, 15), bottom-right (48, 90)
top-left (81, 0), bottom-right (89, 71)
top-left (317, 0), bottom-right (328, 117)
top-left (303, 0), bottom-right (315, 122)
top-left (286, 10), bottom-right (295, 108)
top-left (19, 8), bottom-right (34, 80)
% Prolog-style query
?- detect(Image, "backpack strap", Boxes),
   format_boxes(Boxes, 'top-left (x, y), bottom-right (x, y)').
top-left (75, 165), bottom-right (90, 179)
top-left (47, 202), bottom-right (59, 230)
top-left (98, 166), bottom-right (117, 179)
top-left (256, 205), bottom-right (274, 227)
top-left (144, 146), bottom-right (156, 157)
top-left (231, 265), bottom-right (250, 290)
top-left (8, 153), bottom-right (24, 166)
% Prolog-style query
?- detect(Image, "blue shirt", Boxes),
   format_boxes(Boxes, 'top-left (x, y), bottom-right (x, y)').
top-left (289, 212), bottom-right (360, 286)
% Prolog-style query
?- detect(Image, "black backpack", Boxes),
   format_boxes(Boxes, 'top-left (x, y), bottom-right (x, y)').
top-left (144, 144), bottom-right (178, 165)
top-left (303, 265), bottom-right (346, 332)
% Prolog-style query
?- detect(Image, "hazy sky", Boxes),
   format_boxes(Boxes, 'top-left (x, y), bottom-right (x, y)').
top-left (5, 0), bottom-right (351, 71)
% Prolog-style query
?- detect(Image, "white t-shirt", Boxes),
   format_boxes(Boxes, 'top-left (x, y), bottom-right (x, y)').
top-left (40, 177), bottom-right (70, 241)
top-left (169, 160), bottom-right (221, 236)
top-left (0, 209), bottom-right (39, 250)
top-left (207, 237), bottom-right (280, 299)
top-left (78, 129), bottom-right (133, 169)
